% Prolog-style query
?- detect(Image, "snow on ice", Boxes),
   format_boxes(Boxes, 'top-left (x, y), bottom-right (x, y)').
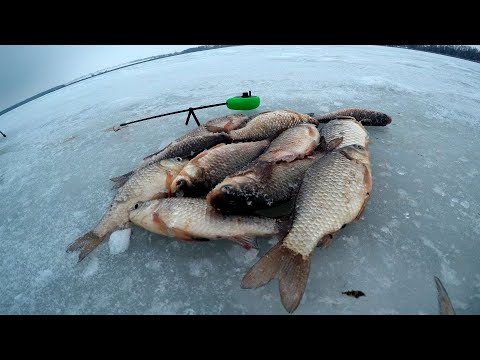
top-left (1, 45), bottom-right (479, 314)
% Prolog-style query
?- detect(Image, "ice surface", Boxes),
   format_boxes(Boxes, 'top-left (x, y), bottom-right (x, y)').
top-left (1, 45), bottom-right (479, 314)
top-left (108, 229), bottom-right (131, 255)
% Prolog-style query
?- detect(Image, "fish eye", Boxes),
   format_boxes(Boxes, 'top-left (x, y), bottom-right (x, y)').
top-left (175, 157), bottom-right (182, 162)
top-left (134, 203), bottom-right (139, 210)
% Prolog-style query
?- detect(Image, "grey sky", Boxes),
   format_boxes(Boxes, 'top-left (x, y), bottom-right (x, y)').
top-left (0, 45), bottom-right (194, 111)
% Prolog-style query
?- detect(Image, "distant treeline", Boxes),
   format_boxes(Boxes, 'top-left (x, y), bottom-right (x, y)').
top-left (385, 45), bottom-right (480, 63)
top-left (0, 84), bottom-right (66, 117)
top-left (65, 45), bottom-right (238, 86)
top-left (0, 45), bottom-right (238, 118)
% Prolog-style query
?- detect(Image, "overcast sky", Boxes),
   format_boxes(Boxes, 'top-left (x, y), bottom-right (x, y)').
top-left (0, 45), bottom-right (195, 111)
top-left (1, 45), bottom-right (479, 113)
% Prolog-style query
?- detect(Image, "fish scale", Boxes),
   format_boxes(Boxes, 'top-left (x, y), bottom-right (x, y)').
top-left (67, 158), bottom-right (188, 262)
top-left (285, 153), bottom-right (368, 256)
top-left (242, 145), bottom-right (372, 313)
top-left (258, 123), bottom-right (320, 163)
top-left (207, 154), bottom-right (321, 213)
top-left (229, 110), bottom-right (319, 142)
top-left (110, 114), bottom-right (249, 189)
top-left (171, 140), bottom-right (270, 196)
top-left (129, 198), bottom-right (280, 248)
top-left (319, 118), bottom-right (369, 150)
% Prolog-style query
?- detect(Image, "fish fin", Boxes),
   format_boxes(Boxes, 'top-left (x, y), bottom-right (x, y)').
top-left (354, 164), bottom-right (372, 221)
top-left (110, 172), bottom-right (132, 182)
top-left (318, 136), bottom-right (328, 152)
top-left (242, 243), bottom-right (310, 313)
top-left (229, 235), bottom-right (256, 250)
top-left (354, 201), bottom-right (368, 221)
top-left (327, 137), bottom-right (344, 152)
top-left (66, 231), bottom-right (108, 263)
top-left (143, 152), bottom-right (158, 161)
top-left (205, 125), bottom-right (226, 133)
top-left (434, 276), bottom-right (456, 315)
top-left (278, 152), bottom-right (299, 162)
top-left (317, 233), bottom-right (336, 248)
top-left (110, 172), bottom-right (133, 189)
top-left (334, 115), bottom-right (357, 121)
top-left (251, 160), bottom-right (275, 178)
top-left (172, 227), bottom-right (193, 241)
top-left (261, 150), bottom-right (297, 163)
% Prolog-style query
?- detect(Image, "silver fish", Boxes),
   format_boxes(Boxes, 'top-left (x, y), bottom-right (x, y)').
top-left (257, 123), bottom-right (320, 163)
top-left (319, 117), bottom-right (369, 150)
top-left (170, 140), bottom-right (270, 197)
top-left (110, 132), bottom-right (230, 189)
top-left (67, 158), bottom-right (188, 261)
top-left (314, 108), bottom-right (392, 126)
top-left (229, 110), bottom-right (319, 142)
top-left (207, 154), bottom-right (322, 214)
top-left (155, 114), bottom-right (250, 146)
top-left (129, 198), bottom-right (281, 249)
top-left (242, 144), bottom-right (372, 313)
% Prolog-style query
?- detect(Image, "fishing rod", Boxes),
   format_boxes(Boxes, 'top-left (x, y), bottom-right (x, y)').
top-left (113, 91), bottom-right (260, 132)
top-left (0, 130), bottom-right (6, 137)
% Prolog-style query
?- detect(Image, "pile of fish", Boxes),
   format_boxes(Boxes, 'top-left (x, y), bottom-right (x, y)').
top-left (68, 108), bottom-right (393, 313)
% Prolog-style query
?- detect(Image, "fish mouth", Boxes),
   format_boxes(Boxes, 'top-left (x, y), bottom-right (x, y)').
top-left (173, 178), bottom-right (188, 197)
top-left (170, 175), bottom-right (193, 197)
top-left (171, 176), bottom-right (207, 198)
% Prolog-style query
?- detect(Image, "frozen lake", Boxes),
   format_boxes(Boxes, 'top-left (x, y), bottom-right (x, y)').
top-left (1, 45), bottom-right (479, 314)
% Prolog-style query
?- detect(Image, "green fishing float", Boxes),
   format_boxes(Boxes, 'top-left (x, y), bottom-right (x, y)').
top-left (115, 91), bottom-right (260, 131)
top-left (226, 91), bottom-right (261, 110)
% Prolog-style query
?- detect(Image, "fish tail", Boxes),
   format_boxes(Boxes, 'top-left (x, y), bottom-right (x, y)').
top-left (66, 230), bottom-right (108, 263)
top-left (109, 172), bottom-right (133, 189)
top-left (250, 160), bottom-right (275, 178)
top-left (434, 276), bottom-right (456, 315)
top-left (242, 242), bottom-right (311, 313)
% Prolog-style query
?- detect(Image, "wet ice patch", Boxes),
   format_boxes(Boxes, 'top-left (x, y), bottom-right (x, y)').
top-left (34, 269), bottom-right (53, 287)
top-left (82, 257), bottom-right (99, 278)
top-left (433, 185), bottom-right (445, 197)
top-left (189, 259), bottom-right (214, 277)
top-left (460, 201), bottom-right (470, 209)
top-left (227, 246), bottom-right (259, 265)
top-left (244, 248), bottom-right (259, 264)
top-left (441, 262), bottom-right (462, 286)
top-left (380, 227), bottom-right (391, 234)
top-left (108, 228), bottom-right (131, 255)
top-left (1, 45), bottom-right (480, 315)
top-left (421, 236), bottom-right (443, 258)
